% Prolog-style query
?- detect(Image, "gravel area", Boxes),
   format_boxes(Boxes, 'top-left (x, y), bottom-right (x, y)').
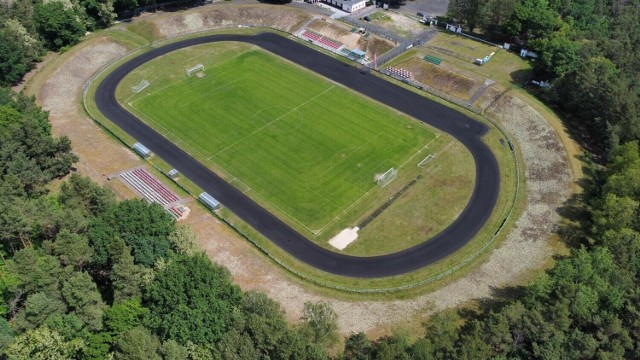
top-left (150, 4), bottom-right (312, 38)
top-left (398, 0), bottom-right (449, 17)
top-left (38, 38), bottom-right (142, 181)
top-left (33, 5), bottom-right (572, 337)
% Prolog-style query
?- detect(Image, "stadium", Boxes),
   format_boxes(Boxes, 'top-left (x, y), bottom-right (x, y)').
top-left (92, 32), bottom-right (505, 279)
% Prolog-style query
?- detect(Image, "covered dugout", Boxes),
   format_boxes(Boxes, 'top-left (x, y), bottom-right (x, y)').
top-left (347, 48), bottom-right (366, 61)
top-left (199, 192), bottom-right (221, 210)
top-left (133, 142), bottom-right (152, 159)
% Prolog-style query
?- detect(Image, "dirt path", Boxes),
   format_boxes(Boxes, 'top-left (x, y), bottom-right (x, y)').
top-left (32, 8), bottom-right (573, 337)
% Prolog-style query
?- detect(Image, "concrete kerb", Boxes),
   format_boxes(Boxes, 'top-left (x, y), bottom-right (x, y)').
top-left (81, 27), bottom-right (521, 293)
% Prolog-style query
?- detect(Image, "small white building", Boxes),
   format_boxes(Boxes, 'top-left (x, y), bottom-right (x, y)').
top-left (310, 0), bottom-right (366, 13)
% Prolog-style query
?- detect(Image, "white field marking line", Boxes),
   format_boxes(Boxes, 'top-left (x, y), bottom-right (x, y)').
top-left (398, 134), bottom-right (442, 169)
top-left (314, 135), bottom-right (445, 234)
top-left (323, 133), bottom-right (383, 176)
top-left (243, 187), bottom-right (321, 235)
top-left (207, 85), bottom-right (336, 160)
top-left (128, 103), bottom-right (211, 162)
top-left (130, 76), bottom-right (191, 107)
top-left (129, 50), bottom-right (251, 107)
top-left (185, 48), bottom-right (217, 65)
top-left (198, 74), bottom-right (249, 100)
top-left (313, 184), bottom-right (378, 235)
top-left (228, 177), bottom-right (252, 194)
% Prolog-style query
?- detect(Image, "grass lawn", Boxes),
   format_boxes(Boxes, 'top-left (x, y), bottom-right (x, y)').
top-left (370, 12), bottom-right (392, 22)
top-left (119, 43), bottom-right (437, 234)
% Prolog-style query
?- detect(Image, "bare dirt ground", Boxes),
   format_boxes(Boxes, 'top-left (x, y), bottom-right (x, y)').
top-left (148, 4), bottom-right (312, 39)
top-left (398, 0), bottom-right (449, 17)
top-left (30, 4), bottom-right (573, 337)
top-left (370, 11), bottom-right (426, 37)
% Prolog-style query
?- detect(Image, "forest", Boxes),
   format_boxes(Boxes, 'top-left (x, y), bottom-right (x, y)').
top-left (0, 0), bottom-right (205, 86)
top-left (0, 89), bottom-right (339, 358)
top-left (0, 0), bottom-right (639, 358)
top-left (447, 0), bottom-right (640, 152)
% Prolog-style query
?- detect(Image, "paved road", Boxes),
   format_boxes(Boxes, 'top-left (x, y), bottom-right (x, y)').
top-left (95, 32), bottom-right (499, 278)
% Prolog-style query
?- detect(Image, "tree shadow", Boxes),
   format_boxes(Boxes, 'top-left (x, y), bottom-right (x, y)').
top-left (456, 285), bottom-right (528, 322)
top-left (510, 68), bottom-right (532, 86)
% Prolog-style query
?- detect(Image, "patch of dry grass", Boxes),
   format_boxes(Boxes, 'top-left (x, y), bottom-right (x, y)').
top-left (399, 56), bottom-right (480, 99)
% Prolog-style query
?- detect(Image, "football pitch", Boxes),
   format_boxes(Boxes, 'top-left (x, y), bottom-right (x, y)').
top-left (122, 44), bottom-right (437, 232)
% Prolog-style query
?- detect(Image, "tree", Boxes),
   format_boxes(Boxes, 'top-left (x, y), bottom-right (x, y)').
top-left (505, 0), bottom-right (562, 44)
top-left (78, 0), bottom-right (116, 29)
top-left (168, 225), bottom-right (196, 255)
top-left (421, 310), bottom-right (460, 358)
top-left (528, 26), bottom-right (581, 79)
top-left (33, 1), bottom-right (86, 50)
top-left (557, 57), bottom-right (639, 149)
top-left (53, 230), bottom-right (94, 270)
top-left (89, 200), bottom-right (175, 268)
top-left (12, 292), bottom-right (67, 332)
top-left (104, 298), bottom-right (149, 336)
top-left (61, 271), bottom-right (105, 331)
top-left (9, 247), bottom-right (66, 296)
top-left (83, 331), bottom-right (113, 360)
top-left (0, 89), bottom-right (77, 197)
top-left (477, 0), bottom-right (518, 40)
top-left (45, 313), bottom-right (86, 341)
top-left (300, 301), bottom-right (339, 348)
top-left (145, 253), bottom-right (241, 345)
top-left (162, 339), bottom-right (188, 360)
top-left (240, 291), bottom-right (296, 358)
top-left (113, 325), bottom-right (161, 360)
top-left (342, 332), bottom-right (373, 360)
top-left (4, 325), bottom-right (85, 359)
top-left (110, 246), bottom-right (149, 302)
top-left (371, 334), bottom-right (411, 360)
top-left (59, 174), bottom-right (115, 217)
top-left (0, 29), bottom-right (30, 85)
top-left (448, 0), bottom-right (482, 31)
top-left (0, 263), bottom-right (20, 317)
top-left (0, 318), bottom-right (14, 351)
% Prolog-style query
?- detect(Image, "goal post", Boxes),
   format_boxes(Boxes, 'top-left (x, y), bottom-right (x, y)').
top-left (418, 154), bottom-right (435, 168)
top-left (374, 167), bottom-right (398, 188)
top-left (186, 63), bottom-right (204, 77)
top-left (131, 80), bottom-right (149, 93)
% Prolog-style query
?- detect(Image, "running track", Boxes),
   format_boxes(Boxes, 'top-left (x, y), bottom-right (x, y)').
top-left (95, 32), bottom-right (500, 278)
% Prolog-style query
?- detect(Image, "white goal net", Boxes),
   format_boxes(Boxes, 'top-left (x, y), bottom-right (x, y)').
top-left (131, 80), bottom-right (149, 93)
top-left (374, 167), bottom-right (398, 188)
top-left (418, 154), bottom-right (435, 168)
top-left (186, 64), bottom-right (204, 77)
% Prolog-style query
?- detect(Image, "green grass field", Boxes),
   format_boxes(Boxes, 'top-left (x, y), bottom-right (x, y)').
top-left (122, 43), bottom-right (437, 233)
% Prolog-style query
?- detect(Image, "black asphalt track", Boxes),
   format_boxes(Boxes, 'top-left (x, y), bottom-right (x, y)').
top-left (95, 32), bottom-right (500, 278)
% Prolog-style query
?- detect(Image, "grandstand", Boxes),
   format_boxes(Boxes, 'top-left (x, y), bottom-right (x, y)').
top-left (384, 67), bottom-right (412, 79)
top-left (301, 30), bottom-right (322, 42)
top-left (300, 30), bottom-right (343, 51)
top-left (167, 205), bottom-right (190, 220)
top-left (119, 167), bottom-right (180, 206)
